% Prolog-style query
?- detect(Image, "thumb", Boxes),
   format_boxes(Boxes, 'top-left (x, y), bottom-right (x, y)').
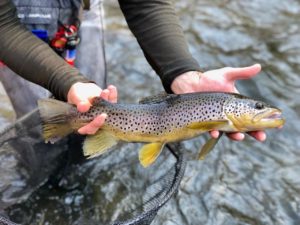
top-left (225, 64), bottom-right (261, 82)
top-left (76, 100), bottom-right (91, 113)
top-left (68, 94), bottom-right (91, 113)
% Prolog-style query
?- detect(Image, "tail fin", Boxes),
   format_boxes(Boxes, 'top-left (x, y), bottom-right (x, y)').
top-left (38, 98), bottom-right (76, 143)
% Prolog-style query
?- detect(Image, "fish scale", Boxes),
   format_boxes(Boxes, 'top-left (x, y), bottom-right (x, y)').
top-left (90, 93), bottom-right (228, 137)
top-left (38, 92), bottom-right (285, 167)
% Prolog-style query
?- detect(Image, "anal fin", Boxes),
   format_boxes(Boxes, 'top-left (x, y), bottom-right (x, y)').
top-left (139, 142), bottom-right (165, 168)
top-left (83, 130), bottom-right (118, 158)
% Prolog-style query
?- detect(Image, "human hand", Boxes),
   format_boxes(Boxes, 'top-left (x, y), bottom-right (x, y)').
top-left (67, 82), bottom-right (117, 135)
top-left (171, 64), bottom-right (266, 142)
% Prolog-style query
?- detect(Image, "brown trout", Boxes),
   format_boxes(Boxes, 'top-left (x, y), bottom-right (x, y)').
top-left (38, 92), bottom-right (285, 167)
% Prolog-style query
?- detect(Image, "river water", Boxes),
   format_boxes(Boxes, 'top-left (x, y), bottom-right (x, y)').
top-left (2, 0), bottom-right (300, 224)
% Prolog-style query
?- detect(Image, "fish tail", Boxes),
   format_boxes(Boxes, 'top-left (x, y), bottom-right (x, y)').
top-left (38, 98), bottom-right (76, 143)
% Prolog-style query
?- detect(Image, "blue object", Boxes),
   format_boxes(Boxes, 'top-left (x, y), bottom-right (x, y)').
top-left (32, 29), bottom-right (49, 43)
top-left (64, 49), bottom-right (76, 65)
top-left (65, 49), bottom-right (76, 60)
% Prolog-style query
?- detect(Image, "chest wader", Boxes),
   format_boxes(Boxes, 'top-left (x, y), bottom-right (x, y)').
top-left (0, 0), bottom-right (106, 119)
top-left (0, 0), bottom-right (107, 213)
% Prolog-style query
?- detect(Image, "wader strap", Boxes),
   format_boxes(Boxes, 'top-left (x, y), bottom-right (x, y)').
top-left (83, 0), bottom-right (90, 10)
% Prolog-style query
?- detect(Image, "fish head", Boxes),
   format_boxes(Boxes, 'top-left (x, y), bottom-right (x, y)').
top-left (224, 95), bottom-right (285, 132)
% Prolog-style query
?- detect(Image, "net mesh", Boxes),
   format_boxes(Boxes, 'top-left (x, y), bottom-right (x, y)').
top-left (0, 215), bottom-right (20, 225)
top-left (0, 110), bottom-right (186, 225)
top-left (113, 144), bottom-right (186, 225)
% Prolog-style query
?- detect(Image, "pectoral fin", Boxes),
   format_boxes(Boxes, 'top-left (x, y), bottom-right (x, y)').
top-left (187, 120), bottom-right (228, 131)
top-left (83, 130), bottom-right (118, 158)
top-left (198, 132), bottom-right (223, 160)
top-left (139, 142), bottom-right (165, 168)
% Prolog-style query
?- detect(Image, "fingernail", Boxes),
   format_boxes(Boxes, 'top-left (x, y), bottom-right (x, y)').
top-left (240, 133), bottom-right (245, 140)
top-left (261, 133), bottom-right (267, 142)
top-left (254, 63), bottom-right (261, 68)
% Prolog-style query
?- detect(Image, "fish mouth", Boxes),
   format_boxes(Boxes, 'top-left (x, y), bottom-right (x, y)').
top-left (252, 109), bottom-right (282, 122)
top-left (261, 111), bottom-right (283, 121)
top-left (253, 109), bottom-right (285, 128)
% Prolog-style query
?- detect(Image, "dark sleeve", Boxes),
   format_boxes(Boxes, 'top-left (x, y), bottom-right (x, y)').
top-left (118, 0), bottom-right (201, 93)
top-left (0, 0), bottom-right (90, 101)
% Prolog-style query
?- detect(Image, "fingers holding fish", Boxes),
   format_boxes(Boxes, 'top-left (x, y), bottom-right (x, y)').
top-left (100, 89), bottom-right (110, 101)
top-left (76, 101), bottom-right (92, 113)
top-left (247, 131), bottom-right (266, 142)
top-left (99, 85), bottom-right (118, 103)
top-left (225, 132), bottom-right (245, 141)
top-left (107, 85), bottom-right (118, 103)
top-left (209, 130), bottom-right (219, 139)
top-left (209, 130), bottom-right (245, 141)
top-left (78, 114), bottom-right (107, 135)
top-left (210, 129), bottom-right (266, 142)
top-left (67, 83), bottom-right (118, 135)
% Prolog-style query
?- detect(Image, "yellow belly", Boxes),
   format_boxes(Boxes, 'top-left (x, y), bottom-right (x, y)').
top-left (110, 127), bottom-right (205, 144)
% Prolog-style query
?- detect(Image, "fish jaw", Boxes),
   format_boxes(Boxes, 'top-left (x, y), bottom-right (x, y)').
top-left (252, 109), bottom-right (285, 129)
top-left (226, 108), bottom-right (285, 132)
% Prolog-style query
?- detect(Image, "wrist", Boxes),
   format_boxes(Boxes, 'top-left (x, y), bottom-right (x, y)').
top-left (170, 71), bottom-right (203, 94)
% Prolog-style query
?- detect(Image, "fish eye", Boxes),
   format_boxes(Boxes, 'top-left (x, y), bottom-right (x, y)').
top-left (255, 102), bottom-right (265, 110)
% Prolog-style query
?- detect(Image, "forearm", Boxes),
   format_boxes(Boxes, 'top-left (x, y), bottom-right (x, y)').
top-left (0, 0), bottom-right (89, 101)
top-left (118, 0), bottom-right (201, 93)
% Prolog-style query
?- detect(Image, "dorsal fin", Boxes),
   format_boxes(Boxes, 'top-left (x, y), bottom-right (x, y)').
top-left (90, 97), bottom-right (111, 107)
top-left (139, 92), bottom-right (178, 104)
